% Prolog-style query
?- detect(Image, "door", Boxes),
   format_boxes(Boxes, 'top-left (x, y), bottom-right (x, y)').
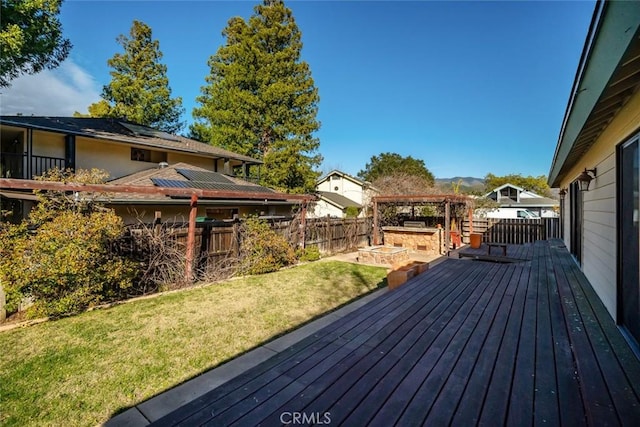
top-left (618, 135), bottom-right (640, 348)
top-left (570, 181), bottom-right (583, 264)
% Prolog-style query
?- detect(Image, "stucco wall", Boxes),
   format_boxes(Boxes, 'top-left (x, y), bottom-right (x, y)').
top-left (557, 89), bottom-right (640, 318)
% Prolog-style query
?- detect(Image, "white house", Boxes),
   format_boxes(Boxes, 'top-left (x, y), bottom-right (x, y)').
top-left (548, 0), bottom-right (640, 352)
top-left (311, 170), bottom-right (377, 218)
top-left (482, 183), bottom-right (559, 218)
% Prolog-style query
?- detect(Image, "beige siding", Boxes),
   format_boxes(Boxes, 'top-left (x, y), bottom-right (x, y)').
top-left (76, 138), bottom-right (158, 179)
top-left (557, 90), bottom-right (640, 319)
top-left (31, 130), bottom-right (64, 158)
top-left (168, 153), bottom-right (215, 170)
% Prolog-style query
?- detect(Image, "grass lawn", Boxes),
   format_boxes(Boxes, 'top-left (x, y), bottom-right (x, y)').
top-left (0, 260), bottom-right (387, 427)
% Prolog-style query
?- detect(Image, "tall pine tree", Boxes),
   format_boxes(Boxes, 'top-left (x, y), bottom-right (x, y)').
top-left (86, 20), bottom-right (184, 133)
top-left (191, 0), bottom-right (321, 193)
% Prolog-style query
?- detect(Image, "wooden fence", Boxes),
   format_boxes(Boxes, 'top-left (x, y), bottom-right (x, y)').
top-left (461, 217), bottom-right (560, 244)
top-left (125, 216), bottom-right (373, 272)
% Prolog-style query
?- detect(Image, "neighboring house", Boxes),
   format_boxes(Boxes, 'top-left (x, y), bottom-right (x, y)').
top-left (106, 162), bottom-right (298, 223)
top-left (548, 1), bottom-right (640, 351)
top-left (0, 116), bottom-right (303, 223)
top-left (312, 170), bottom-right (377, 218)
top-left (482, 183), bottom-right (559, 218)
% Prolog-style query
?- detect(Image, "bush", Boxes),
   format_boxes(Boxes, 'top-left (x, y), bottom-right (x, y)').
top-left (0, 168), bottom-right (137, 318)
top-left (296, 245), bottom-right (321, 262)
top-left (3, 210), bottom-right (136, 318)
top-left (0, 222), bottom-right (29, 313)
top-left (238, 217), bottom-right (296, 275)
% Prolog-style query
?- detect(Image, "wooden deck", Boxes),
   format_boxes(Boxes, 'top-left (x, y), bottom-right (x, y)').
top-left (151, 240), bottom-right (640, 426)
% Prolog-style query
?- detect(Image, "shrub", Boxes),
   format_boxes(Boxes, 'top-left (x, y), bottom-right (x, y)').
top-left (296, 245), bottom-right (321, 262)
top-left (345, 206), bottom-right (360, 218)
top-left (0, 168), bottom-right (137, 318)
top-left (238, 217), bottom-right (296, 275)
top-left (0, 222), bottom-right (29, 313)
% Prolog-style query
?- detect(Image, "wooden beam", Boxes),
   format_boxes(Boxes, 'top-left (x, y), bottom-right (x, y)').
top-left (0, 178), bottom-right (313, 202)
top-left (185, 194), bottom-right (198, 283)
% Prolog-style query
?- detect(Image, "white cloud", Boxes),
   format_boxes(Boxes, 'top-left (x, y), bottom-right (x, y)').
top-left (0, 60), bottom-right (102, 116)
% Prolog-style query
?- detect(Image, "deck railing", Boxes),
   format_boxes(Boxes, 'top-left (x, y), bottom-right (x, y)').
top-left (0, 152), bottom-right (67, 179)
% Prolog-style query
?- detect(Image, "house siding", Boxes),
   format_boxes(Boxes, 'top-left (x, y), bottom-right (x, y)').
top-left (76, 137), bottom-right (158, 179)
top-left (312, 201), bottom-right (344, 218)
top-left (31, 130), bottom-right (65, 158)
top-left (558, 89), bottom-right (640, 319)
top-left (167, 153), bottom-right (215, 170)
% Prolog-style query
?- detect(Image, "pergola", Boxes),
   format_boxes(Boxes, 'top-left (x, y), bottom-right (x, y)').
top-left (372, 194), bottom-right (473, 253)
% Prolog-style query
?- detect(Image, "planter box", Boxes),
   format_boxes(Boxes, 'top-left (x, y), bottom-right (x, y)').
top-left (387, 261), bottom-right (429, 290)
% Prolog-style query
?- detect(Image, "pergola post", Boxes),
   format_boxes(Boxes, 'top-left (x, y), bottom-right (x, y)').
top-left (445, 200), bottom-right (451, 253)
top-left (185, 194), bottom-right (198, 282)
top-left (373, 199), bottom-right (379, 245)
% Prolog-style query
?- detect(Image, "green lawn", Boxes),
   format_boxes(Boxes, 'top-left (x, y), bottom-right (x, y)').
top-left (0, 261), bottom-right (387, 427)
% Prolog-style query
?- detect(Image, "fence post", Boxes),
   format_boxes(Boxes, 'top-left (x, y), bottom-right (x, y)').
top-left (153, 211), bottom-right (162, 236)
top-left (0, 284), bottom-right (6, 323)
top-left (300, 202), bottom-right (307, 249)
top-left (185, 194), bottom-right (198, 283)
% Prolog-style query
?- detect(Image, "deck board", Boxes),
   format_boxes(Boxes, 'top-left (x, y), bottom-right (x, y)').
top-left (150, 241), bottom-right (640, 427)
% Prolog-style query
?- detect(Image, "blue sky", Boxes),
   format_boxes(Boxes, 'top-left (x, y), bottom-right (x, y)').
top-left (0, 0), bottom-right (596, 180)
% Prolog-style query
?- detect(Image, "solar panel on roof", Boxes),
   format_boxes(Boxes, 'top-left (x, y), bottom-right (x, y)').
top-left (151, 178), bottom-right (276, 194)
top-left (187, 182), bottom-right (272, 193)
top-left (120, 122), bottom-right (182, 142)
top-left (176, 169), bottom-right (233, 184)
top-left (151, 178), bottom-right (191, 188)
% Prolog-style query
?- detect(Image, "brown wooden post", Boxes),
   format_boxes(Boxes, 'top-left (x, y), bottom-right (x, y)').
top-left (185, 194), bottom-right (198, 282)
top-left (154, 211), bottom-right (162, 236)
top-left (444, 200), bottom-right (451, 253)
top-left (373, 199), bottom-right (379, 245)
top-left (300, 202), bottom-right (307, 249)
top-left (0, 284), bottom-right (6, 323)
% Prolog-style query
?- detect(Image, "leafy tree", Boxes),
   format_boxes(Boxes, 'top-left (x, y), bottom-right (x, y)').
top-left (0, 0), bottom-right (71, 87)
top-left (484, 173), bottom-right (552, 198)
top-left (358, 152), bottom-right (435, 186)
top-left (85, 20), bottom-right (184, 133)
top-left (191, 0), bottom-right (321, 193)
top-left (372, 172), bottom-right (438, 196)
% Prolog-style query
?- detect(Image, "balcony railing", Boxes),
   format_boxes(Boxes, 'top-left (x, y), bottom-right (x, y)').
top-left (0, 152), bottom-right (67, 179)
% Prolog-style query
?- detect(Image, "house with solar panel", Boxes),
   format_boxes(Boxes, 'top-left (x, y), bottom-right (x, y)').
top-left (0, 116), bottom-right (305, 223)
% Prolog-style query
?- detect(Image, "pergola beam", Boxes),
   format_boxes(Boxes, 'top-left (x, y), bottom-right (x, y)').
top-left (0, 178), bottom-right (314, 202)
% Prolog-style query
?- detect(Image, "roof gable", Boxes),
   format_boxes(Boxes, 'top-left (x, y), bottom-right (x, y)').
top-left (317, 191), bottom-right (361, 209)
top-left (317, 170), bottom-right (368, 187)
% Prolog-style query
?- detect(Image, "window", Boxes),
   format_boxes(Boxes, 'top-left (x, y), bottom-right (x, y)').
top-left (131, 148), bottom-right (167, 163)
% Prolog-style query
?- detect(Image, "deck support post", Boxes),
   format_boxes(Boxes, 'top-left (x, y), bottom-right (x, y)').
top-left (185, 194), bottom-right (198, 282)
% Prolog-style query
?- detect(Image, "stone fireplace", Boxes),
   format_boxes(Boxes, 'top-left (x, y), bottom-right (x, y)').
top-left (381, 225), bottom-right (442, 256)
